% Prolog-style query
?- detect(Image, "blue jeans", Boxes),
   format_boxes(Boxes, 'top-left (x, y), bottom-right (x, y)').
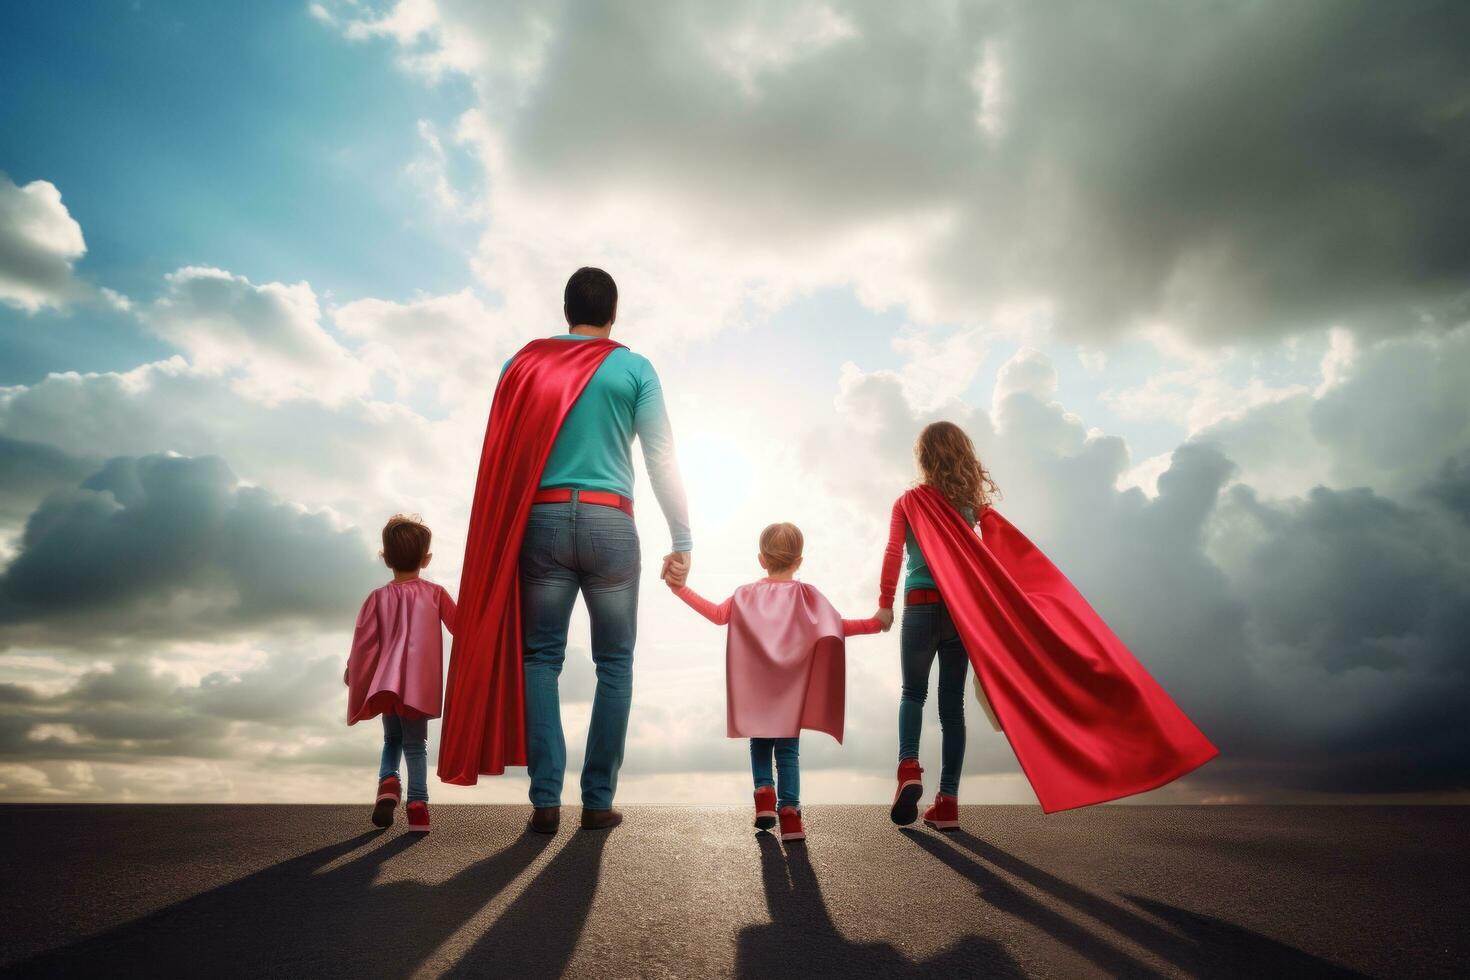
top-left (520, 496), bottom-right (640, 810)
top-left (899, 600), bottom-right (969, 796)
top-left (750, 737), bottom-right (800, 810)
top-left (379, 714), bottom-right (429, 802)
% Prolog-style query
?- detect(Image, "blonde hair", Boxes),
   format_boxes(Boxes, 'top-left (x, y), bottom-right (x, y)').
top-left (758, 522), bottom-right (804, 573)
top-left (915, 421), bottom-right (999, 513)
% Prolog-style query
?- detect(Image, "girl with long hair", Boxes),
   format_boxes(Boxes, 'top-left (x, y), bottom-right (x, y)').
top-left (876, 421), bottom-right (998, 830)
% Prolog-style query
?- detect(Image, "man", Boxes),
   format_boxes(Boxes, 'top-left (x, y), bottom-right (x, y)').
top-left (438, 267), bottom-right (691, 834)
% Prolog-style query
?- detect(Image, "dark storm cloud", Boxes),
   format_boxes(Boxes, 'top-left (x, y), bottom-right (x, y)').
top-left (808, 348), bottom-right (1470, 797)
top-left (0, 434), bottom-right (95, 525)
top-left (0, 654), bottom-right (348, 765)
top-left (0, 453), bottom-right (381, 648)
top-left (442, 0), bottom-right (1470, 341)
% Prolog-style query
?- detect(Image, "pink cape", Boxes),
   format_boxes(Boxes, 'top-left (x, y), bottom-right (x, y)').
top-left (346, 579), bottom-right (456, 724)
top-left (726, 581), bottom-right (848, 741)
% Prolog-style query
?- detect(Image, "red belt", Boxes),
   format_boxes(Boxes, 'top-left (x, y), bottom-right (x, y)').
top-left (531, 487), bottom-right (634, 517)
top-left (905, 588), bottom-right (941, 606)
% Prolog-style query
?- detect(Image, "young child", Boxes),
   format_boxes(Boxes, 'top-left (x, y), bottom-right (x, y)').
top-left (670, 522), bottom-right (883, 841)
top-left (346, 515), bottom-right (456, 833)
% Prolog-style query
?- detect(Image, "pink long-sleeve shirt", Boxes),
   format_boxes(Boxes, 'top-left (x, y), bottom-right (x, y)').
top-left (674, 583), bottom-right (881, 635)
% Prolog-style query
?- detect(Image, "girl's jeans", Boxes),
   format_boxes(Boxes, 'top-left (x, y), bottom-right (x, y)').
top-left (899, 600), bottom-right (969, 796)
top-left (379, 714), bottom-right (429, 803)
top-left (750, 736), bottom-right (800, 810)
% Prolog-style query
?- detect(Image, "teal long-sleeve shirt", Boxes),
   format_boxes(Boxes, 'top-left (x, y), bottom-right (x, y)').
top-left (503, 335), bottom-right (692, 552)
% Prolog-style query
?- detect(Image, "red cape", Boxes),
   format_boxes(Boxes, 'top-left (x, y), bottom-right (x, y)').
top-left (438, 337), bottom-right (623, 784)
top-left (900, 485), bottom-right (1217, 812)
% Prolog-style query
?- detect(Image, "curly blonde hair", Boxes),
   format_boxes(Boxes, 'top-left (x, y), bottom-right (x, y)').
top-left (915, 421), bottom-right (999, 514)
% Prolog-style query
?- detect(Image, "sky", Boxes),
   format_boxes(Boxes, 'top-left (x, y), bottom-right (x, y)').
top-left (1, 0), bottom-right (1467, 805)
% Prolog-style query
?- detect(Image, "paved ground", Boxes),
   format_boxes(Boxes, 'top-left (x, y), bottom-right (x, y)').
top-left (0, 805), bottom-right (1464, 978)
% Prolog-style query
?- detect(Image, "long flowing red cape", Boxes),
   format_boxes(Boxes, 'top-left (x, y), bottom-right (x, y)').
top-left (900, 485), bottom-right (1217, 812)
top-left (437, 337), bottom-right (623, 784)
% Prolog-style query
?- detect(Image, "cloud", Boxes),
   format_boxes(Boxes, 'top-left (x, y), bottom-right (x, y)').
top-left (0, 354), bottom-right (471, 540)
top-left (0, 453), bottom-right (380, 647)
top-left (332, 287), bottom-right (512, 408)
top-left (0, 435), bottom-right (95, 527)
top-left (0, 174), bottom-right (87, 313)
top-left (802, 346), bottom-right (1470, 796)
top-left (143, 267), bottom-right (369, 405)
top-left (1193, 325), bottom-right (1470, 499)
top-left (324, 0), bottom-right (1470, 345)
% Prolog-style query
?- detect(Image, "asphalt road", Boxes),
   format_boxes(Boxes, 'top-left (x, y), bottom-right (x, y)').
top-left (0, 805), bottom-right (1464, 978)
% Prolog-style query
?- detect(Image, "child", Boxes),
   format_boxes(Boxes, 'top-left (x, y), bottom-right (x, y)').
top-left (670, 522), bottom-right (883, 841)
top-left (876, 422), bottom-right (997, 831)
top-left (346, 515), bottom-right (456, 833)
top-left (875, 421), bottom-right (1217, 823)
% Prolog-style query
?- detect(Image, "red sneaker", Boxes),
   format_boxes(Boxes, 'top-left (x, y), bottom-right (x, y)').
top-left (406, 800), bottom-right (430, 833)
top-left (372, 776), bottom-right (400, 828)
top-left (922, 792), bottom-right (959, 831)
top-left (778, 806), bottom-right (806, 842)
top-left (890, 758), bottom-right (923, 826)
top-left (753, 785), bottom-right (777, 831)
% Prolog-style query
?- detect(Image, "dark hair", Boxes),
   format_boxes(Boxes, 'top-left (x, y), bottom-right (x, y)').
top-left (564, 267), bottom-right (618, 328)
top-left (381, 514), bottom-right (432, 572)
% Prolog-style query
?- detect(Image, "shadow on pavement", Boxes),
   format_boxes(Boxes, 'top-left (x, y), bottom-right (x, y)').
top-left (909, 829), bottom-right (1366, 979)
top-left (736, 833), bottom-right (1023, 979)
top-left (5, 827), bottom-right (561, 978)
top-left (442, 829), bottom-right (609, 977)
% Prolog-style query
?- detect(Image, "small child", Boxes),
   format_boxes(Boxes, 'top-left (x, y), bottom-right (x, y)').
top-left (670, 522), bottom-right (883, 841)
top-left (346, 515), bottom-right (456, 833)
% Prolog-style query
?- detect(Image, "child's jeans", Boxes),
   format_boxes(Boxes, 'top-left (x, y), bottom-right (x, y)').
top-left (750, 736), bottom-right (800, 810)
top-left (899, 600), bottom-right (968, 796)
top-left (380, 714), bottom-right (429, 803)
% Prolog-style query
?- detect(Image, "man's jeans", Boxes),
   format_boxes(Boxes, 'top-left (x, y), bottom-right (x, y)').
top-left (899, 600), bottom-right (969, 796)
top-left (379, 714), bottom-right (429, 802)
top-left (520, 496), bottom-right (640, 810)
top-left (750, 736), bottom-right (800, 810)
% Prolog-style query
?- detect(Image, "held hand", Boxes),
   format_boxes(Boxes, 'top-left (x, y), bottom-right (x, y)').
top-left (661, 551), bottom-right (691, 589)
top-left (876, 608), bottom-right (894, 632)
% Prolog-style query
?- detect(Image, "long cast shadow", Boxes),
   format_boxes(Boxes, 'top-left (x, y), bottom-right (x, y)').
top-left (901, 829), bottom-right (1166, 978)
top-left (736, 834), bottom-right (1024, 979)
top-left (5, 827), bottom-right (553, 979)
top-left (443, 829), bottom-right (610, 977)
top-left (916, 829), bottom-right (1365, 979)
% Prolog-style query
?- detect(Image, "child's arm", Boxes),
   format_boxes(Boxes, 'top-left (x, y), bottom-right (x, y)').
top-left (671, 583), bottom-right (734, 626)
top-left (438, 586), bottom-right (458, 636)
top-left (841, 615), bottom-right (884, 636)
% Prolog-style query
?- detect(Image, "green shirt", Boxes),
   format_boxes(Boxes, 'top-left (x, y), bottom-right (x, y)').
top-left (904, 506), bottom-right (976, 592)
top-left (504, 335), bottom-right (691, 552)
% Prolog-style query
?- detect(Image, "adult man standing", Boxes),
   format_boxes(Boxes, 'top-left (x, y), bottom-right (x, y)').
top-left (438, 267), bottom-right (691, 834)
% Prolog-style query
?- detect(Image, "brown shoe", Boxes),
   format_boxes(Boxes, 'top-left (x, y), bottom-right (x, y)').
top-left (579, 808), bottom-right (623, 831)
top-left (529, 806), bottom-right (560, 834)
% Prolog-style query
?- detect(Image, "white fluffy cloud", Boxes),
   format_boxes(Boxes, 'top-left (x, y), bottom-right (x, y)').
top-left (144, 267), bottom-right (370, 405)
top-left (0, 174), bottom-right (87, 312)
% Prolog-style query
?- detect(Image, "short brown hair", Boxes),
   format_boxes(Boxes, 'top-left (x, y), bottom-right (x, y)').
top-left (758, 522), bottom-right (804, 573)
top-left (381, 514), bottom-right (432, 572)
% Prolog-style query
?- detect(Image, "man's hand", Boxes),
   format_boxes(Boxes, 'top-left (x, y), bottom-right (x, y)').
top-left (876, 608), bottom-right (894, 632)
top-left (343, 665), bottom-right (350, 685)
top-left (661, 551), bottom-right (691, 588)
